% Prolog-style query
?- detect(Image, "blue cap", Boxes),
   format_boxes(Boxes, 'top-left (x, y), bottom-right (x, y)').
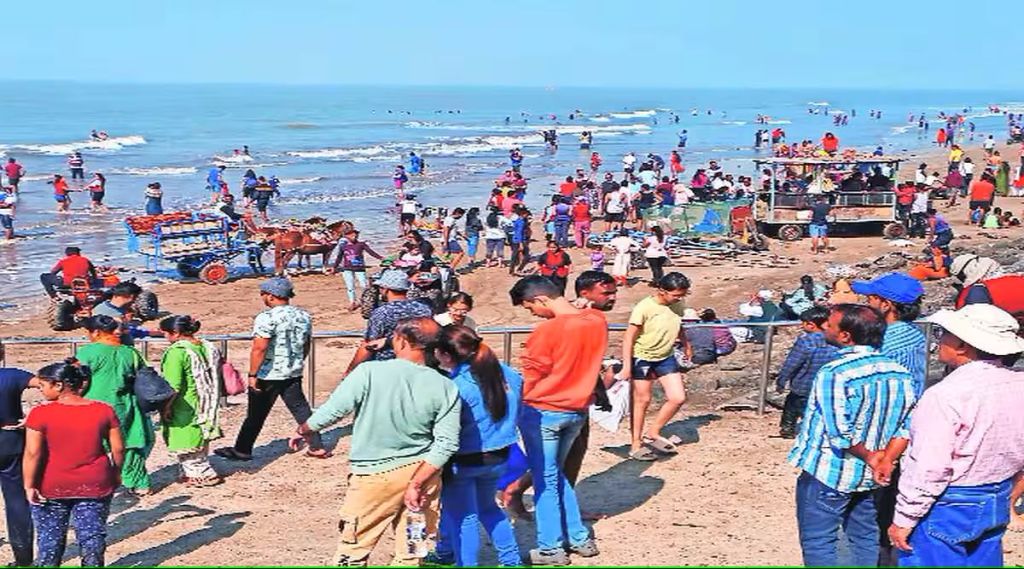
top-left (850, 272), bottom-right (923, 304)
top-left (259, 276), bottom-right (295, 299)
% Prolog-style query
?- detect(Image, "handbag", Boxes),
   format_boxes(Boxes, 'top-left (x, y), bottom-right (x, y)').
top-left (222, 361), bottom-right (246, 396)
top-left (133, 366), bottom-right (176, 414)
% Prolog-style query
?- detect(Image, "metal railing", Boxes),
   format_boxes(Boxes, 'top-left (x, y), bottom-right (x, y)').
top-left (0, 319), bottom-right (935, 414)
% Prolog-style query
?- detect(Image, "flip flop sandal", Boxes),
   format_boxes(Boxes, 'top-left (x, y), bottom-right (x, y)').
top-left (214, 447), bottom-right (253, 462)
top-left (642, 436), bottom-right (679, 455)
top-left (667, 434), bottom-right (684, 446)
top-left (628, 448), bottom-right (658, 462)
top-left (305, 449), bottom-right (333, 459)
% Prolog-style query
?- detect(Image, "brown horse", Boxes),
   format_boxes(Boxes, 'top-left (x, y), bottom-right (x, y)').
top-left (244, 217), bottom-right (353, 274)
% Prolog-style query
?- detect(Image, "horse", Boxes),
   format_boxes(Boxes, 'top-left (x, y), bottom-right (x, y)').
top-left (243, 217), bottom-right (353, 275)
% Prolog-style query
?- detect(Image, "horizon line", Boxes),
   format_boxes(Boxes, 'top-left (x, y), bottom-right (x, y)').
top-left (0, 78), bottom-right (1020, 92)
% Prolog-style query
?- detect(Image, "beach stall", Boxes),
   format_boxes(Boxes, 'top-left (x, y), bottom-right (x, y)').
top-left (124, 213), bottom-right (265, 284)
top-left (752, 156), bottom-right (905, 241)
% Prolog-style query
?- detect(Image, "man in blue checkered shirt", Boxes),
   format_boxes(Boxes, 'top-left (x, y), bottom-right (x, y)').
top-left (775, 305), bottom-right (839, 438)
top-left (787, 304), bottom-right (917, 567)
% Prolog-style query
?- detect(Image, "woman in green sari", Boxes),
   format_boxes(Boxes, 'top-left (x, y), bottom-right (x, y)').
top-left (76, 315), bottom-right (154, 496)
top-left (996, 161), bottom-right (1011, 196)
top-left (158, 315), bottom-right (223, 487)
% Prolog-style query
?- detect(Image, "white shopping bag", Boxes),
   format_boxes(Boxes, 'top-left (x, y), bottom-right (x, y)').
top-left (590, 379), bottom-right (630, 433)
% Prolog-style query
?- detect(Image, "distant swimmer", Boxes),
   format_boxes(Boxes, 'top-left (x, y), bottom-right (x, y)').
top-left (677, 129), bottom-right (688, 149)
top-left (509, 148), bottom-right (523, 173)
top-left (0, 185), bottom-right (17, 239)
top-left (48, 174), bottom-right (71, 212)
top-left (4, 158), bottom-right (25, 192)
top-left (393, 165), bottom-right (408, 194)
top-left (243, 145), bottom-right (251, 156)
top-left (505, 116), bottom-right (510, 124)
top-left (207, 164), bottom-right (226, 204)
top-left (579, 131), bottom-right (592, 150)
top-left (409, 151), bottom-right (423, 175)
top-left (89, 130), bottom-right (108, 141)
top-left (67, 151), bottom-right (85, 181)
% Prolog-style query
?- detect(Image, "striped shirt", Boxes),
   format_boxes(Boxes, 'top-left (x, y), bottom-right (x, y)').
top-left (881, 321), bottom-right (927, 397)
top-left (775, 331), bottom-right (839, 396)
top-left (788, 345), bottom-right (917, 493)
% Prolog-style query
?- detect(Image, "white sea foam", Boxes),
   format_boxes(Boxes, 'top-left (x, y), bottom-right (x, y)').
top-left (108, 166), bottom-right (198, 176)
top-left (588, 116), bottom-right (612, 122)
top-left (807, 101), bottom-right (830, 106)
top-left (211, 154), bottom-right (254, 164)
top-left (279, 176), bottom-right (327, 185)
top-left (289, 123), bottom-right (651, 163)
top-left (765, 119), bottom-right (792, 124)
top-left (890, 126), bottom-right (913, 135)
top-left (609, 110), bottom-right (657, 119)
top-left (0, 135), bottom-right (148, 156)
top-left (721, 120), bottom-right (748, 126)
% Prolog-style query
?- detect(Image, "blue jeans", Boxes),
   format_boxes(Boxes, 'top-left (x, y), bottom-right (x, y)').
top-left (466, 234), bottom-right (480, 258)
top-left (795, 471), bottom-right (878, 567)
top-left (518, 405), bottom-right (589, 551)
top-left (898, 480), bottom-right (1011, 567)
top-left (437, 460), bottom-right (521, 566)
top-left (553, 220), bottom-right (570, 248)
top-left (32, 496), bottom-right (111, 567)
top-left (0, 454), bottom-right (33, 566)
top-left (341, 270), bottom-right (368, 303)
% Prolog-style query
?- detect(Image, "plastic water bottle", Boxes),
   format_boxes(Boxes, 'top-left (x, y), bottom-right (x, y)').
top-left (406, 511), bottom-right (428, 558)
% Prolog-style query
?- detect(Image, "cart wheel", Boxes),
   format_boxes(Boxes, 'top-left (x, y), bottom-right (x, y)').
top-left (778, 224), bottom-right (804, 242)
top-left (176, 262), bottom-right (201, 279)
top-left (883, 222), bottom-right (908, 239)
top-left (199, 262), bottom-right (230, 285)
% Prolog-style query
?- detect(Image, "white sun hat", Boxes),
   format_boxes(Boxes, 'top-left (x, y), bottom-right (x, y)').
top-left (926, 304), bottom-right (1024, 355)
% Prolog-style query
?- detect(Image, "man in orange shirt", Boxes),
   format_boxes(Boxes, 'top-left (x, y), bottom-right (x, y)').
top-left (968, 173), bottom-right (997, 223)
top-left (509, 275), bottom-right (607, 566)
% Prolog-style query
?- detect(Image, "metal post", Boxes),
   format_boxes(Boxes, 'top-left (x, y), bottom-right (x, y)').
top-left (757, 324), bottom-right (776, 416)
top-left (502, 331), bottom-right (513, 365)
top-left (0, 340), bottom-right (4, 367)
top-left (922, 321), bottom-right (934, 386)
top-left (141, 340), bottom-right (151, 362)
top-left (70, 341), bottom-right (78, 358)
top-left (219, 339), bottom-right (230, 407)
top-left (307, 338), bottom-right (317, 408)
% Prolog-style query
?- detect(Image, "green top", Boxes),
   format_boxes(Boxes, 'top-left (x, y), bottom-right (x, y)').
top-left (76, 342), bottom-right (154, 450)
top-left (307, 358), bottom-right (460, 475)
top-left (160, 341), bottom-right (222, 451)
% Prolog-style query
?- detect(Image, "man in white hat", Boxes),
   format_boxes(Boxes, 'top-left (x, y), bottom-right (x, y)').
top-left (888, 304), bottom-right (1024, 566)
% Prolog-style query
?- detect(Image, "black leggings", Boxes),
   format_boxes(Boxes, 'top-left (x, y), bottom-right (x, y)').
top-left (234, 377), bottom-right (322, 455)
top-left (646, 256), bottom-right (667, 282)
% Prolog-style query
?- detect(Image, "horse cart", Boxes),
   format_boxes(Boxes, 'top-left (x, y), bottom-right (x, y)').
top-left (752, 156), bottom-right (907, 241)
top-left (125, 213), bottom-right (265, 284)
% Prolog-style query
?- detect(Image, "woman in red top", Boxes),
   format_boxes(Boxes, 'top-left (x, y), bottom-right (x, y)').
top-left (49, 175), bottom-right (71, 212)
top-left (536, 241), bottom-right (572, 295)
top-left (23, 359), bottom-right (124, 568)
top-left (571, 198), bottom-right (591, 248)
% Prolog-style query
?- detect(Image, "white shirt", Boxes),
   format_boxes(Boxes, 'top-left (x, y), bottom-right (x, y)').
top-left (984, 138), bottom-right (996, 150)
top-left (644, 235), bottom-right (668, 258)
top-left (961, 162), bottom-right (975, 176)
top-left (0, 193), bottom-right (16, 215)
top-left (638, 170), bottom-right (657, 186)
top-left (443, 216), bottom-right (464, 240)
top-left (915, 170), bottom-right (927, 185)
top-left (483, 216), bottom-right (509, 240)
top-left (606, 190), bottom-right (628, 214)
top-left (434, 312), bottom-right (478, 331)
top-left (623, 154), bottom-right (637, 168)
top-left (911, 190), bottom-right (930, 214)
top-left (401, 200), bottom-right (418, 214)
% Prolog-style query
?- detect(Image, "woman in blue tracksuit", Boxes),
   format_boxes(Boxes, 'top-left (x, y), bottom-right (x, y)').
top-left (431, 325), bottom-right (522, 567)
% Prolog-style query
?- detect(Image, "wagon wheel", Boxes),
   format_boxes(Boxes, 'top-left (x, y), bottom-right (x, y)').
top-left (883, 222), bottom-right (908, 239)
top-left (777, 224), bottom-right (804, 242)
top-left (199, 261), bottom-right (230, 285)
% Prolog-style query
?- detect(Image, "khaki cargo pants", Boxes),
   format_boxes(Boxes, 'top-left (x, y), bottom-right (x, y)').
top-left (333, 461), bottom-right (442, 567)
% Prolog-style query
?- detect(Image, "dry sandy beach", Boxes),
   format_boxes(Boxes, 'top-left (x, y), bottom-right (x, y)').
top-left (1, 141), bottom-right (1023, 565)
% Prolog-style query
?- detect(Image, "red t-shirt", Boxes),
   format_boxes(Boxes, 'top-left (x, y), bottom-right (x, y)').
top-left (559, 181), bottom-right (577, 197)
top-left (25, 401), bottom-right (119, 499)
top-left (3, 163), bottom-right (21, 178)
top-left (51, 255), bottom-right (93, 286)
top-left (955, 275), bottom-right (1024, 317)
top-left (521, 310), bottom-right (608, 412)
top-left (571, 201), bottom-right (590, 222)
top-left (969, 180), bottom-right (996, 202)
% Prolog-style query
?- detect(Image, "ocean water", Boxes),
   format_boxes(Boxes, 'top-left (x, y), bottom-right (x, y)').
top-left (0, 82), bottom-right (1019, 315)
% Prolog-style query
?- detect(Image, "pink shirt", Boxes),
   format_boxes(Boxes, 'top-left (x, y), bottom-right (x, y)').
top-left (895, 361), bottom-right (1024, 528)
top-left (501, 198), bottom-right (523, 217)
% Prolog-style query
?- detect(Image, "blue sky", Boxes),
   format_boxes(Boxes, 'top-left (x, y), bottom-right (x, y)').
top-left (4, 0), bottom-right (1020, 88)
